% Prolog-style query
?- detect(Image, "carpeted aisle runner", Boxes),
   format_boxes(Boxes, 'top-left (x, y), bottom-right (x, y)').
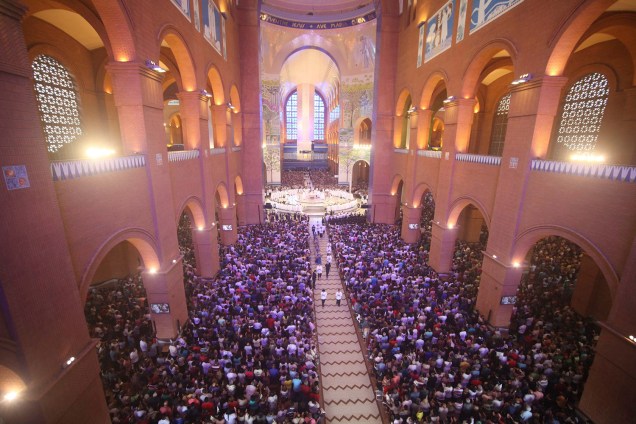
top-left (308, 218), bottom-right (383, 424)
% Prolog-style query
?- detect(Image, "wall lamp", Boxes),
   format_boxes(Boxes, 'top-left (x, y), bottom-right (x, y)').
top-left (227, 102), bottom-right (236, 111)
top-left (511, 73), bottom-right (532, 85)
top-left (62, 356), bottom-right (76, 369)
top-left (145, 60), bottom-right (166, 73)
top-left (201, 89), bottom-right (213, 98)
top-left (442, 96), bottom-right (456, 104)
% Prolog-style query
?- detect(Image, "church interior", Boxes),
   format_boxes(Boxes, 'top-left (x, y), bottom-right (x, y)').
top-left (0, 0), bottom-right (635, 423)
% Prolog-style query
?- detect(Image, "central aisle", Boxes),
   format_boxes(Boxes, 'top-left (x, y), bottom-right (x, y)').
top-left (308, 217), bottom-right (383, 423)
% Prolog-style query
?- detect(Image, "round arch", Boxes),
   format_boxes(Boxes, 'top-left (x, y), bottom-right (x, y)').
top-left (395, 88), bottom-right (414, 116)
top-left (581, 13), bottom-right (636, 86)
top-left (419, 70), bottom-right (449, 110)
top-left (234, 175), bottom-right (244, 196)
top-left (79, 228), bottom-right (161, 302)
top-left (353, 116), bottom-right (372, 145)
top-left (447, 196), bottom-right (491, 229)
top-left (545, 0), bottom-right (616, 77)
top-left (461, 39), bottom-right (518, 98)
top-left (157, 26), bottom-right (198, 92)
top-left (229, 84), bottom-right (241, 113)
top-left (91, 0), bottom-right (137, 62)
top-left (411, 182), bottom-right (435, 208)
top-left (215, 182), bottom-right (230, 209)
top-left (390, 174), bottom-right (405, 196)
top-left (176, 196), bottom-right (206, 229)
top-left (512, 225), bottom-right (618, 299)
top-left (26, 1), bottom-right (115, 59)
top-left (206, 65), bottom-right (226, 105)
top-left (273, 44), bottom-right (344, 75)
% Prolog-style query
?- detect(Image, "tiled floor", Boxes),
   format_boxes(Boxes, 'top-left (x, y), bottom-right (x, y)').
top-left (309, 218), bottom-right (383, 423)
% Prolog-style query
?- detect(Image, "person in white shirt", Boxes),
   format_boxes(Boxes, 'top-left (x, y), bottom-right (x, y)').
top-left (335, 289), bottom-right (343, 306)
top-left (320, 289), bottom-right (327, 307)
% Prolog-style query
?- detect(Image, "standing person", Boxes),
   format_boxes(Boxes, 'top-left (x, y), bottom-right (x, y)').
top-left (316, 264), bottom-right (322, 280)
top-left (325, 262), bottom-right (331, 278)
top-left (320, 289), bottom-right (327, 307)
top-left (335, 289), bottom-right (342, 306)
top-left (311, 270), bottom-right (317, 289)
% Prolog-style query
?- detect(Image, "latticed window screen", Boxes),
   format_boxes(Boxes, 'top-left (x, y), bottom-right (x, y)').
top-left (555, 73), bottom-right (609, 154)
top-left (285, 91), bottom-right (297, 139)
top-left (32, 55), bottom-right (82, 153)
top-left (489, 93), bottom-right (511, 156)
top-left (314, 93), bottom-right (325, 140)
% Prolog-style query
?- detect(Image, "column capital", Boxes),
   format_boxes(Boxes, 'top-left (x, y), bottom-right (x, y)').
top-left (509, 74), bottom-right (568, 94)
top-left (177, 90), bottom-right (209, 103)
top-left (105, 60), bottom-right (165, 83)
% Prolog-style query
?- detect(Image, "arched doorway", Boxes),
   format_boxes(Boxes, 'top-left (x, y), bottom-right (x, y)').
top-left (419, 191), bottom-right (435, 250)
top-left (351, 160), bottom-right (370, 193)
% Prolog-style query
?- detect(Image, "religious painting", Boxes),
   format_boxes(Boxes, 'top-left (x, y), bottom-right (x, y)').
top-left (456, 0), bottom-right (468, 43)
top-left (222, 15), bottom-right (227, 60)
top-left (203, 0), bottom-right (224, 56)
top-left (470, 0), bottom-right (525, 34)
top-left (425, 0), bottom-right (455, 63)
top-left (416, 23), bottom-right (425, 68)
top-left (170, 0), bottom-right (191, 21)
top-left (193, 0), bottom-right (201, 31)
top-left (3, 165), bottom-right (30, 190)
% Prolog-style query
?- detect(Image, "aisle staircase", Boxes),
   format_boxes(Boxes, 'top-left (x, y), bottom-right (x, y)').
top-left (308, 218), bottom-right (383, 423)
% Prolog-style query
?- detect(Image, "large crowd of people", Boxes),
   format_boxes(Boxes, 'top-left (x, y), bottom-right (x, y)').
top-left (327, 214), bottom-right (597, 423)
top-left (86, 213), bottom-right (323, 424)
top-left (85, 187), bottom-right (597, 424)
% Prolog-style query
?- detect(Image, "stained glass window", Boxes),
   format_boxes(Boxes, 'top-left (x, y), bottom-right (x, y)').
top-left (314, 93), bottom-right (325, 140)
top-left (555, 73), bottom-right (609, 155)
top-left (32, 55), bottom-right (82, 153)
top-left (285, 91), bottom-right (298, 140)
top-left (489, 93), bottom-right (511, 156)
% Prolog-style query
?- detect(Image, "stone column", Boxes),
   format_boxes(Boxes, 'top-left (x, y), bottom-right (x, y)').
top-left (368, 6), bottom-right (399, 222)
top-left (218, 205), bottom-right (238, 245)
top-left (475, 254), bottom-right (524, 326)
top-left (400, 205), bottom-right (423, 243)
top-left (177, 90), bottom-right (208, 150)
top-left (428, 98), bottom-right (474, 271)
top-left (142, 260), bottom-right (188, 338)
top-left (579, 240), bottom-right (636, 423)
top-left (192, 226), bottom-right (220, 278)
top-left (237, 0), bottom-right (264, 224)
top-left (476, 76), bottom-right (567, 325)
top-left (428, 222), bottom-right (458, 273)
top-left (0, 1), bottom-right (109, 422)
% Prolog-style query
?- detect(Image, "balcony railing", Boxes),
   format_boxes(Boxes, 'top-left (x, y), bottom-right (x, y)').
top-left (417, 150), bottom-right (442, 158)
top-left (231, 146), bottom-right (242, 152)
top-left (531, 159), bottom-right (636, 183)
top-left (456, 153), bottom-right (502, 166)
top-left (51, 155), bottom-right (146, 181)
top-left (394, 148), bottom-right (409, 154)
top-left (209, 147), bottom-right (226, 155)
top-left (168, 149), bottom-right (200, 162)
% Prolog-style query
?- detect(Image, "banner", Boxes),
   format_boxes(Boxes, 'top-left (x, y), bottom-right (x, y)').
top-left (470, 0), bottom-right (524, 34)
top-left (425, 0), bottom-right (455, 63)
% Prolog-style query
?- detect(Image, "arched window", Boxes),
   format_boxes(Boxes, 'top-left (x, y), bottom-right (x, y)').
top-left (553, 73), bottom-right (609, 158)
top-left (32, 55), bottom-right (82, 153)
top-left (488, 93), bottom-right (511, 156)
top-left (314, 92), bottom-right (325, 140)
top-left (400, 96), bottom-right (412, 149)
top-left (329, 105), bottom-right (340, 123)
top-left (285, 91), bottom-right (298, 140)
top-left (358, 118), bottom-right (372, 145)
